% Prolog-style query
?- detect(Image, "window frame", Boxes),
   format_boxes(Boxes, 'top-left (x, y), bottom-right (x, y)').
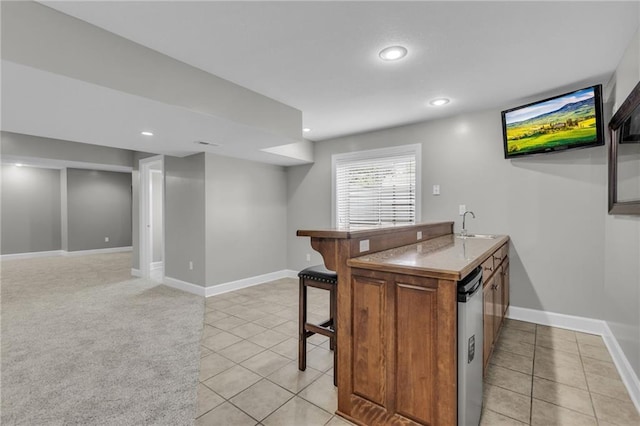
top-left (331, 144), bottom-right (422, 228)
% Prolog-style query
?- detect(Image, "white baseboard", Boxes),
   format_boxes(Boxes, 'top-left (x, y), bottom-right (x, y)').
top-left (1, 250), bottom-right (64, 260)
top-left (508, 306), bottom-right (640, 413)
top-left (205, 269), bottom-right (299, 297)
top-left (64, 246), bottom-right (132, 256)
top-left (150, 261), bottom-right (163, 271)
top-left (131, 268), bottom-right (142, 277)
top-left (163, 276), bottom-right (206, 297)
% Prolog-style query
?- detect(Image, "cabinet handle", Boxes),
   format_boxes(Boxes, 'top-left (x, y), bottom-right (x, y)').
top-left (494, 256), bottom-right (502, 261)
top-left (484, 266), bottom-right (493, 272)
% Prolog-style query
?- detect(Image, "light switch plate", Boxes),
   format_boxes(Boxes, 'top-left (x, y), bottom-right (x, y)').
top-left (432, 184), bottom-right (440, 195)
top-left (459, 204), bottom-right (466, 215)
top-left (359, 239), bottom-right (370, 253)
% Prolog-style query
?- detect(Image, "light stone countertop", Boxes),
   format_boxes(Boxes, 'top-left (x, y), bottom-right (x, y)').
top-left (347, 233), bottom-right (509, 281)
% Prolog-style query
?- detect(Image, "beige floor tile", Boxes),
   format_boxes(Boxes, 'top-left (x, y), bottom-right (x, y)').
top-left (211, 315), bottom-right (248, 331)
top-left (325, 415), bottom-right (357, 425)
top-left (196, 383), bottom-right (225, 418)
top-left (199, 353), bottom-right (236, 381)
top-left (234, 308), bottom-right (271, 322)
top-left (230, 379), bottom-right (294, 421)
top-left (248, 329), bottom-right (290, 348)
top-left (500, 327), bottom-right (536, 345)
top-left (252, 302), bottom-right (288, 315)
top-left (534, 346), bottom-right (582, 368)
top-left (267, 361), bottom-right (323, 393)
top-left (490, 349), bottom-right (534, 375)
top-left (204, 310), bottom-right (229, 324)
top-left (196, 401), bottom-right (257, 425)
top-left (306, 346), bottom-right (334, 372)
top-left (201, 331), bottom-right (243, 352)
top-left (579, 342), bottom-right (613, 363)
top-left (503, 319), bottom-right (536, 333)
top-left (536, 325), bottom-right (576, 342)
top-left (229, 322), bottom-right (269, 339)
top-left (533, 356), bottom-right (587, 390)
top-left (480, 408), bottom-right (528, 425)
top-left (200, 345), bottom-right (213, 358)
top-left (307, 334), bottom-right (329, 346)
top-left (241, 350), bottom-right (291, 377)
top-left (483, 384), bottom-right (531, 424)
top-left (494, 338), bottom-right (535, 358)
top-left (298, 374), bottom-right (337, 414)
top-left (271, 320), bottom-right (299, 338)
top-left (575, 332), bottom-right (605, 347)
top-left (270, 338), bottom-right (300, 360)
top-left (530, 398), bottom-right (596, 426)
top-left (262, 396), bottom-right (333, 426)
top-left (202, 324), bottom-right (224, 339)
top-left (535, 334), bottom-right (579, 354)
top-left (581, 356), bottom-right (621, 380)
top-left (592, 392), bottom-right (640, 425)
top-left (253, 314), bottom-right (289, 329)
top-left (485, 364), bottom-right (532, 396)
top-left (202, 365), bottom-right (262, 399)
top-left (218, 340), bottom-right (266, 363)
top-left (532, 376), bottom-right (594, 416)
top-left (585, 372), bottom-right (630, 401)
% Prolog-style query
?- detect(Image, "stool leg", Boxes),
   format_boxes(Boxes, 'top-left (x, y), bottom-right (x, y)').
top-left (298, 277), bottom-right (307, 371)
top-left (329, 286), bottom-right (336, 351)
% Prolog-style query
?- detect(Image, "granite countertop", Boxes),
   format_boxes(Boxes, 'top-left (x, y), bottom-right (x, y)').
top-left (347, 233), bottom-right (509, 281)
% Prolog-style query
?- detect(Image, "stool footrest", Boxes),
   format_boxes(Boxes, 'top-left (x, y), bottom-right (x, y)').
top-left (305, 322), bottom-right (334, 338)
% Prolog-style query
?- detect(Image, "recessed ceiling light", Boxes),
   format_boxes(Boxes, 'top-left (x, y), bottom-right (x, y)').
top-left (141, 131), bottom-right (154, 136)
top-left (15, 163), bottom-right (23, 167)
top-left (303, 128), bottom-right (311, 133)
top-left (430, 98), bottom-right (450, 106)
top-left (379, 46), bottom-right (408, 61)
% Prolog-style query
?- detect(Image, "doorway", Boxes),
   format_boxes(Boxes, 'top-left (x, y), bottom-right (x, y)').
top-left (139, 156), bottom-right (164, 281)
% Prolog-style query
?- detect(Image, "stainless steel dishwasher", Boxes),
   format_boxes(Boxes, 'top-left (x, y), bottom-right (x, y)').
top-left (457, 266), bottom-right (483, 426)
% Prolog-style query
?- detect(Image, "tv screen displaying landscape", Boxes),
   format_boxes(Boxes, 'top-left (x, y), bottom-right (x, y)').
top-left (502, 85), bottom-right (603, 158)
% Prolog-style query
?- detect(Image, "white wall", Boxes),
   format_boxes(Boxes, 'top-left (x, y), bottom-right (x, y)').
top-left (287, 91), bottom-right (609, 320)
top-left (603, 27), bottom-right (640, 378)
top-left (205, 153), bottom-right (287, 286)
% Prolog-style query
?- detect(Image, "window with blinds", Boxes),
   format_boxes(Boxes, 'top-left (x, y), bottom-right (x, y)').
top-left (332, 145), bottom-right (421, 228)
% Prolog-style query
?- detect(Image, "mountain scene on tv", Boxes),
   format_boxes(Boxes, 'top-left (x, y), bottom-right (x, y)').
top-left (505, 88), bottom-right (598, 155)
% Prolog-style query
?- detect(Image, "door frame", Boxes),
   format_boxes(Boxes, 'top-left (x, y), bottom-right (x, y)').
top-left (139, 155), bottom-right (164, 279)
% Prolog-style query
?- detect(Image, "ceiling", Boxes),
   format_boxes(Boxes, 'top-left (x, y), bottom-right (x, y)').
top-left (3, 1), bottom-right (639, 165)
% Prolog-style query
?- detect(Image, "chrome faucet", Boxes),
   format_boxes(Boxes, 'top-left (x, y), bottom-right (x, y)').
top-left (461, 211), bottom-right (475, 237)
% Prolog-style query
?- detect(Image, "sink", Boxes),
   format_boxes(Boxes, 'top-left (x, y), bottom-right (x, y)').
top-left (456, 234), bottom-right (497, 239)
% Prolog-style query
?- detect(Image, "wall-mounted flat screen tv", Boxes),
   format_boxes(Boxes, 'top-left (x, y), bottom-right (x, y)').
top-left (501, 85), bottom-right (604, 159)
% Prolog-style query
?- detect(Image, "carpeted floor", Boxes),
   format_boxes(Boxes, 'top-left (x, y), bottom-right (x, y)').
top-left (1, 252), bottom-right (204, 425)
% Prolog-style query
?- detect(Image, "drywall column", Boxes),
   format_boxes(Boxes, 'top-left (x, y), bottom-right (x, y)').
top-left (60, 168), bottom-right (68, 251)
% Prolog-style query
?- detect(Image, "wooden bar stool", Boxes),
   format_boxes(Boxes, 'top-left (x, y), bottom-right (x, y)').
top-left (298, 264), bottom-right (337, 386)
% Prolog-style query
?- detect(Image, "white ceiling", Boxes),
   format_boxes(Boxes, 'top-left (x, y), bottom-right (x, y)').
top-left (4, 1), bottom-right (640, 164)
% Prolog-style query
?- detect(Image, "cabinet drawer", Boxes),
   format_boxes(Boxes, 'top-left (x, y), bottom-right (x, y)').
top-left (481, 257), bottom-right (495, 281)
top-left (493, 243), bottom-right (509, 265)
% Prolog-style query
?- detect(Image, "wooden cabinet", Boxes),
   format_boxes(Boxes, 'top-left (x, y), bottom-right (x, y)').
top-left (347, 268), bottom-right (457, 426)
top-left (483, 242), bottom-right (510, 373)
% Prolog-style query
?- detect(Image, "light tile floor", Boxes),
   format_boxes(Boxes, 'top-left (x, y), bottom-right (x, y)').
top-left (196, 278), bottom-right (639, 426)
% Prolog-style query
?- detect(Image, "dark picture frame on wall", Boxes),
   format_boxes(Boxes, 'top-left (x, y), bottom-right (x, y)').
top-left (608, 81), bottom-right (640, 215)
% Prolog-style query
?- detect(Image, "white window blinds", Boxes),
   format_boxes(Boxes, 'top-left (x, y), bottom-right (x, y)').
top-left (334, 146), bottom-right (419, 228)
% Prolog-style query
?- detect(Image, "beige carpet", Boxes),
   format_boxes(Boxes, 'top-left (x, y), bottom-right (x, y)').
top-left (1, 252), bottom-right (204, 425)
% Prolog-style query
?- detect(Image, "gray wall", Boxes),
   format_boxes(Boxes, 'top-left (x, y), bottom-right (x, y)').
top-left (287, 95), bottom-right (608, 321)
top-left (164, 154), bottom-right (206, 286)
top-left (602, 27), bottom-right (640, 378)
top-left (1, 165), bottom-right (61, 254)
top-left (67, 169), bottom-right (132, 251)
top-left (205, 153), bottom-right (287, 286)
top-left (151, 171), bottom-right (163, 263)
top-left (1, 131), bottom-right (133, 168)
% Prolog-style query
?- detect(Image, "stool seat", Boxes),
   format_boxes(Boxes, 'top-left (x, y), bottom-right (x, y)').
top-left (298, 265), bottom-right (337, 283)
top-left (298, 264), bottom-right (338, 386)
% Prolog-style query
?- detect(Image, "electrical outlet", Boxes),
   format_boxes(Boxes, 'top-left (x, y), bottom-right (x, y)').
top-left (459, 204), bottom-right (467, 215)
top-left (417, 231), bottom-right (423, 240)
top-left (104, 237), bottom-right (109, 242)
top-left (306, 253), bottom-right (311, 262)
top-left (189, 261), bottom-right (193, 270)
top-left (359, 239), bottom-right (370, 253)
top-left (432, 185), bottom-right (440, 195)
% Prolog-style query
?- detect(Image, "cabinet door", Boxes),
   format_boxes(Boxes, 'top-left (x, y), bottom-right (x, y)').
top-left (502, 259), bottom-right (510, 316)
top-left (492, 267), bottom-right (504, 342)
top-left (483, 277), bottom-right (495, 372)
